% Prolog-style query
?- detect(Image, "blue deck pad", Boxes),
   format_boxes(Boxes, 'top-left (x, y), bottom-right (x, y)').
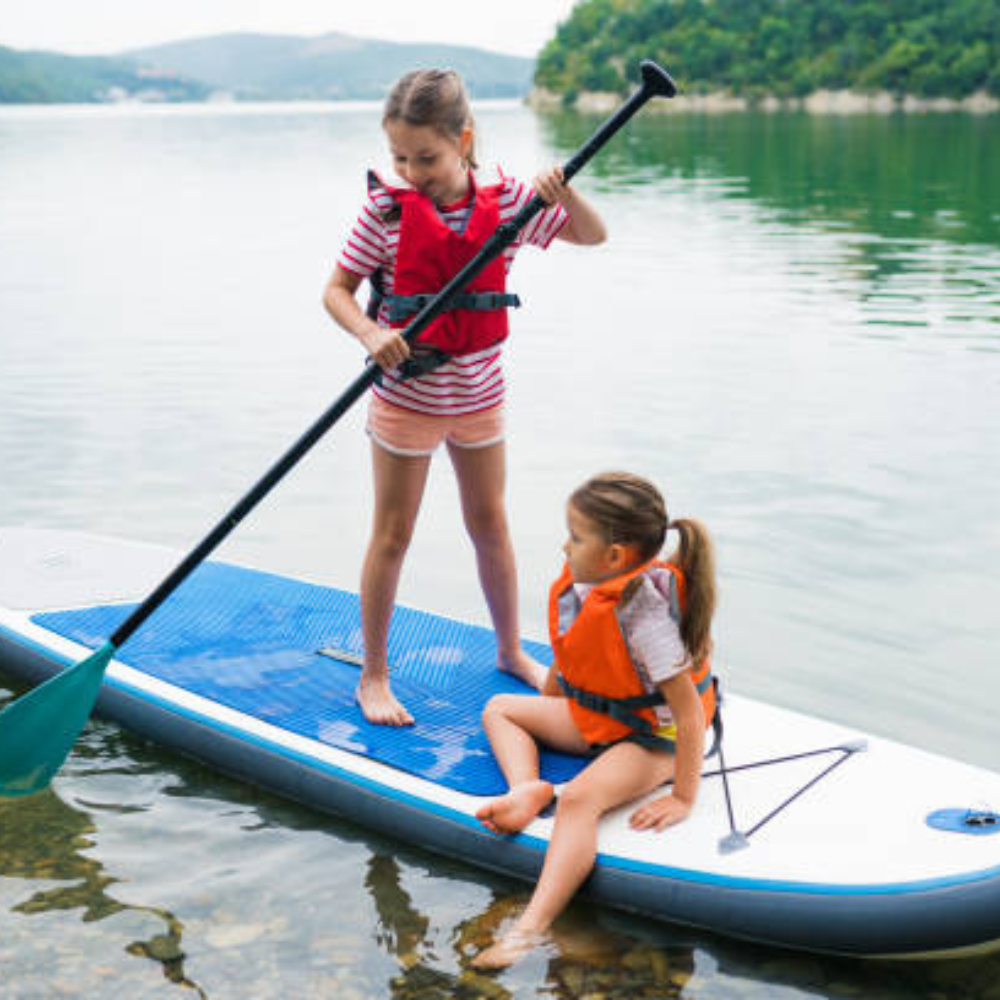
top-left (33, 562), bottom-right (589, 796)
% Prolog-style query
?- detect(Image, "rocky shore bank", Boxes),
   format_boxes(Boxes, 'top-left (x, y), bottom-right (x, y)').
top-left (529, 87), bottom-right (999, 114)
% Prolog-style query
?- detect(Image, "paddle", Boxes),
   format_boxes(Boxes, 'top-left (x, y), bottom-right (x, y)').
top-left (0, 60), bottom-right (677, 797)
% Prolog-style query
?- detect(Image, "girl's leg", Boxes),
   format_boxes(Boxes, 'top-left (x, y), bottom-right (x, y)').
top-left (475, 742), bottom-right (676, 968)
top-left (447, 440), bottom-right (546, 690)
top-left (475, 694), bottom-right (589, 834)
top-left (358, 441), bottom-right (431, 725)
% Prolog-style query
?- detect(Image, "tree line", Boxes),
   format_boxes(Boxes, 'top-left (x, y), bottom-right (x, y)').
top-left (536, 0), bottom-right (1000, 101)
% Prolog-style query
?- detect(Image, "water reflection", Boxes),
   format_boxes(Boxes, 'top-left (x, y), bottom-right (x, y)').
top-left (0, 781), bottom-right (206, 996)
top-left (538, 110), bottom-right (1000, 249)
top-left (537, 110), bottom-right (1000, 348)
top-left (363, 849), bottom-right (696, 999)
top-left (359, 844), bottom-right (1000, 1000)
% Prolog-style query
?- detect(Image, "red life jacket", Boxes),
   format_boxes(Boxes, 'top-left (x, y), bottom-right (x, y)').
top-left (371, 171), bottom-right (517, 357)
top-left (548, 559), bottom-right (717, 747)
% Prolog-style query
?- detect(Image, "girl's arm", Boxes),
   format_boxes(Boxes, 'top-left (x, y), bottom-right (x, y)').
top-left (628, 671), bottom-right (705, 831)
top-left (533, 166), bottom-right (607, 246)
top-left (323, 264), bottom-right (410, 371)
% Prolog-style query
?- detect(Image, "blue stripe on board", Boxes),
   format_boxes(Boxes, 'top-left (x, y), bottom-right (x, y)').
top-left (4, 616), bottom-right (999, 903)
top-left (83, 652), bottom-right (1000, 897)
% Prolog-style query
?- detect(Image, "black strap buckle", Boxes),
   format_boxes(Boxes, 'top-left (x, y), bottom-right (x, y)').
top-left (397, 349), bottom-right (451, 381)
top-left (385, 291), bottom-right (521, 323)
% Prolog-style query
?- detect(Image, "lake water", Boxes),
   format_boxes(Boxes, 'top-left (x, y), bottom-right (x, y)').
top-left (1, 100), bottom-right (998, 998)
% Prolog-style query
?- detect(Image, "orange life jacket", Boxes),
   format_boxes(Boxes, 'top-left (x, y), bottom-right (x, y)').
top-left (548, 559), bottom-right (717, 748)
top-left (371, 171), bottom-right (519, 357)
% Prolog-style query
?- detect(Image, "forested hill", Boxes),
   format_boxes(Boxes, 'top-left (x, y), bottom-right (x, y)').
top-left (124, 33), bottom-right (533, 100)
top-left (536, 0), bottom-right (1000, 101)
top-left (0, 34), bottom-right (533, 104)
top-left (0, 45), bottom-right (208, 103)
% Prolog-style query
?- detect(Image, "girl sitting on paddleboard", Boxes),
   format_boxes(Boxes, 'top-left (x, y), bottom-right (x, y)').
top-left (473, 471), bottom-right (719, 967)
top-left (324, 68), bottom-right (606, 726)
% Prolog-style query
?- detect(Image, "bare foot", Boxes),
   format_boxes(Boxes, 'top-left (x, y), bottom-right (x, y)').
top-left (471, 927), bottom-right (548, 969)
top-left (498, 649), bottom-right (547, 690)
top-left (356, 676), bottom-right (414, 726)
top-left (475, 780), bottom-right (553, 834)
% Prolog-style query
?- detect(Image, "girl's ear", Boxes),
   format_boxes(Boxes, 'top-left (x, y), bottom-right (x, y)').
top-left (607, 542), bottom-right (643, 574)
top-left (607, 542), bottom-right (629, 571)
top-left (460, 125), bottom-right (475, 163)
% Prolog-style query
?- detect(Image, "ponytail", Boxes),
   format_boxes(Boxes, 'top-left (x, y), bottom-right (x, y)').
top-left (668, 517), bottom-right (717, 665)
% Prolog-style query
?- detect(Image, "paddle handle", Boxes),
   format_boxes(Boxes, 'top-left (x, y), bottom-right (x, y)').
top-left (109, 60), bottom-right (677, 650)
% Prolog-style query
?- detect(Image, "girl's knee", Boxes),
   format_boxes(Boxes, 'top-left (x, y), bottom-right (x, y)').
top-left (482, 692), bottom-right (518, 721)
top-left (555, 782), bottom-right (591, 814)
top-left (463, 504), bottom-right (509, 548)
top-left (555, 776), bottom-right (608, 819)
top-left (370, 521), bottom-right (416, 562)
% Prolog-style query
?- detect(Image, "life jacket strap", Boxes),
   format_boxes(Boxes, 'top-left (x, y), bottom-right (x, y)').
top-left (706, 676), bottom-right (723, 759)
top-left (366, 268), bottom-right (387, 321)
top-left (364, 269), bottom-right (453, 382)
top-left (558, 673), bottom-right (724, 759)
top-left (397, 349), bottom-right (452, 380)
top-left (558, 675), bottom-right (665, 740)
top-left (386, 291), bottom-right (521, 323)
top-left (367, 348), bottom-right (453, 384)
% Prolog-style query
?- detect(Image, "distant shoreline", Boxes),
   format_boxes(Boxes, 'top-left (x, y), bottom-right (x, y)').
top-left (3, 90), bottom-right (997, 115)
top-left (529, 87), bottom-right (1000, 115)
top-left (0, 97), bottom-right (522, 114)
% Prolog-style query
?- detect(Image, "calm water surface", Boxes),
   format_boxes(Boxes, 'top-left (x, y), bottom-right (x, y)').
top-left (1, 101), bottom-right (998, 998)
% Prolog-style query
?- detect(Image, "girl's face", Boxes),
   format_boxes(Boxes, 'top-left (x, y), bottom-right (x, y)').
top-left (563, 504), bottom-right (623, 585)
top-left (384, 120), bottom-right (472, 206)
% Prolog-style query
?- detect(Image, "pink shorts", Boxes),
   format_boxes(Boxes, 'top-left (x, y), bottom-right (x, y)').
top-left (366, 394), bottom-right (505, 457)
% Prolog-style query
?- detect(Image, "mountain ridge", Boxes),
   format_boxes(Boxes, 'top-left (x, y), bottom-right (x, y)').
top-left (0, 32), bottom-right (535, 104)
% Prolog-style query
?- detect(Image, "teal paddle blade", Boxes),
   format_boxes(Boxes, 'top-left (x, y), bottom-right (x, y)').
top-left (0, 641), bottom-right (116, 797)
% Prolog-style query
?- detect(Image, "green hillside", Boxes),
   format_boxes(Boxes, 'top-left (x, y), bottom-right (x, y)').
top-left (124, 32), bottom-right (534, 100)
top-left (536, 0), bottom-right (1000, 100)
top-left (0, 33), bottom-right (533, 104)
top-left (0, 45), bottom-right (207, 103)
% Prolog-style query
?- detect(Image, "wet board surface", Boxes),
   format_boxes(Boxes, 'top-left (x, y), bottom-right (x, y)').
top-left (30, 559), bottom-right (583, 797)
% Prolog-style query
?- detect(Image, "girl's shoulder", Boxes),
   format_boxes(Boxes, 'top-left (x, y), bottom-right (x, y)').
top-left (365, 171), bottom-right (398, 211)
top-left (477, 165), bottom-right (527, 199)
top-left (618, 567), bottom-right (689, 676)
top-left (624, 566), bottom-right (682, 623)
top-left (475, 164), bottom-right (509, 186)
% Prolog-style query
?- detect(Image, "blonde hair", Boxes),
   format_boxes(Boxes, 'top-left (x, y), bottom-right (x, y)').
top-left (569, 471), bottom-right (717, 663)
top-left (383, 68), bottom-right (478, 169)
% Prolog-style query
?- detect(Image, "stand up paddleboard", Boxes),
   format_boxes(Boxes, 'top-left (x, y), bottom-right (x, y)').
top-left (1, 527), bottom-right (999, 959)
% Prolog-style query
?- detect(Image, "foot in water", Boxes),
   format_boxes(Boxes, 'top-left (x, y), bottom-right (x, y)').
top-left (472, 927), bottom-right (548, 969)
top-left (498, 649), bottom-right (547, 690)
top-left (475, 780), bottom-right (553, 835)
top-left (356, 675), bottom-right (414, 726)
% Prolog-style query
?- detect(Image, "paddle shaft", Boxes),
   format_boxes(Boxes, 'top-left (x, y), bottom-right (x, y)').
top-left (109, 61), bottom-right (676, 650)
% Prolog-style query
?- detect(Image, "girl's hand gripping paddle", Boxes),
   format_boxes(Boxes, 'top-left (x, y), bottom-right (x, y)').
top-left (0, 60), bottom-right (677, 797)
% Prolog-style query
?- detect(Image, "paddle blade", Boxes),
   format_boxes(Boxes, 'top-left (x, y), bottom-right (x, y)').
top-left (0, 642), bottom-right (116, 797)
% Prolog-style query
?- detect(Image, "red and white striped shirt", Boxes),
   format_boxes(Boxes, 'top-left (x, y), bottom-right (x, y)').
top-left (337, 170), bottom-right (567, 415)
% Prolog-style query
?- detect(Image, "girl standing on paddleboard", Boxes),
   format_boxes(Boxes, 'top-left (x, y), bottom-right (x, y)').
top-left (473, 471), bottom-right (719, 967)
top-left (324, 69), bottom-right (606, 726)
